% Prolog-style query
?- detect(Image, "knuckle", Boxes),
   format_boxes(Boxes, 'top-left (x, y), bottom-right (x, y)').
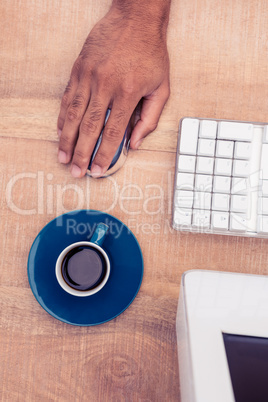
top-left (95, 65), bottom-right (108, 80)
top-left (57, 116), bottom-right (64, 130)
top-left (72, 92), bottom-right (86, 109)
top-left (164, 87), bottom-right (170, 100)
top-left (61, 92), bottom-right (70, 109)
top-left (121, 80), bottom-right (136, 98)
top-left (95, 73), bottom-right (113, 94)
top-left (80, 118), bottom-right (97, 136)
top-left (66, 107), bottom-right (80, 122)
top-left (81, 62), bottom-right (93, 81)
top-left (71, 57), bottom-right (82, 77)
top-left (89, 101), bottom-right (103, 122)
top-left (64, 79), bottom-right (72, 94)
top-left (66, 94), bottom-right (86, 122)
top-left (94, 149), bottom-right (110, 167)
top-left (163, 85), bottom-right (170, 101)
top-left (146, 121), bottom-right (158, 133)
top-left (105, 126), bottom-right (119, 143)
top-left (59, 134), bottom-right (73, 149)
top-left (73, 149), bottom-right (89, 165)
top-left (80, 102), bottom-right (103, 136)
top-left (90, 99), bottom-right (103, 113)
top-left (114, 108), bottom-right (127, 123)
top-left (95, 62), bottom-right (113, 80)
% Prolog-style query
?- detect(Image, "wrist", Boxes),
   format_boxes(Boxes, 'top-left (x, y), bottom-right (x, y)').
top-left (111, 0), bottom-right (171, 33)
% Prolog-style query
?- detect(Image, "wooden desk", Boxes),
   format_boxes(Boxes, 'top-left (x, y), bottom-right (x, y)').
top-left (1, 1), bottom-right (268, 400)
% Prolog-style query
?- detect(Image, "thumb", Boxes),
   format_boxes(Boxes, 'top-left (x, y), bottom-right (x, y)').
top-left (130, 84), bottom-right (170, 149)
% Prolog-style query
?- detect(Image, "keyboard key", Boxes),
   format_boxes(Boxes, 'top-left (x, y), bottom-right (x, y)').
top-left (180, 118), bottom-right (199, 154)
top-left (234, 142), bottom-right (251, 159)
top-left (197, 139), bottom-right (216, 157)
top-left (211, 211), bottom-right (229, 231)
top-left (175, 190), bottom-right (194, 208)
top-left (233, 160), bottom-right (250, 177)
top-left (199, 120), bottom-right (217, 139)
top-left (213, 176), bottom-right (231, 193)
top-left (230, 195), bottom-right (248, 213)
top-left (217, 121), bottom-right (253, 141)
top-left (176, 173), bottom-right (194, 189)
top-left (258, 197), bottom-right (268, 215)
top-left (178, 155), bottom-right (196, 173)
top-left (263, 125), bottom-right (268, 143)
top-left (195, 174), bottom-right (213, 192)
top-left (230, 213), bottom-right (247, 232)
top-left (212, 193), bottom-right (230, 211)
top-left (192, 210), bottom-right (211, 228)
top-left (231, 177), bottom-right (248, 195)
top-left (259, 180), bottom-right (268, 197)
top-left (257, 215), bottom-right (268, 234)
top-left (216, 140), bottom-right (234, 158)
top-left (193, 191), bottom-right (212, 210)
top-left (196, 157), bottom-right (214, 174)
top-left (214, 158), bottom-right (232, 176)
top-left (174, 209), bottom-right (192, 226)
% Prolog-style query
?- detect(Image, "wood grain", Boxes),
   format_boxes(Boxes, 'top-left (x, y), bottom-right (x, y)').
top-left (1, 0), bottom-right (268, 400)
top-left (0, 99), bottom-right (178, 152)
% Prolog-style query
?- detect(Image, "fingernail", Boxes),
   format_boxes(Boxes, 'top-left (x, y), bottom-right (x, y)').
top-left (57, 129), bottom-right (62, 137)
top-left (135, 140), bottom-right (142, 149)
top-left (71, 164), bottom-right (81, 178)
top-left (90, 164), bottom-right (103, 178)
top-left (58, 150), bottom-right (68, 163)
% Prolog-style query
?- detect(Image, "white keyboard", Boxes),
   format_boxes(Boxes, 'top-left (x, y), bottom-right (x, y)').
top-left (172, 117), bottom-right (268, 237)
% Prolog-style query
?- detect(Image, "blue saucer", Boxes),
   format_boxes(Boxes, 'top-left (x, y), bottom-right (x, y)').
top-left (27, 210), bottom-right (143, 326)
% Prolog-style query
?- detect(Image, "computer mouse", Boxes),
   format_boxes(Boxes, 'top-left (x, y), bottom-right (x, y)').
top-left (87, 109), bottom-right (134, 178)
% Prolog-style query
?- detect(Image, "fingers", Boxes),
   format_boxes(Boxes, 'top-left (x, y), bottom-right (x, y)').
top-left (89, 103), bottom-right (135, 178)
top-left (58, 70), bottom-right (137, 179)
top-left (57, 61), bottom-right (81, 137)
top-left (70, 99), bottom-right (109, 177)
top-left (57, 81), bottom-right (77, 138)
top-left (58, 81), bottom-right (91, 165)
top-left (57, 61), bottom-right (169, 178)
top-left (130, 82), bottom-right (170, 149)
top-left (57, 79), bottom-right (169, 178)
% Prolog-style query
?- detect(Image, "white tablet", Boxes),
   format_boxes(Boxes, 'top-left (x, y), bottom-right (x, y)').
top-left (176, 270), bottom-right (268, 402)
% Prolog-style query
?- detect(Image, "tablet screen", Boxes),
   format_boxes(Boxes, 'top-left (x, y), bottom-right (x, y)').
top-left (223, 333), bottom-right (268, 402)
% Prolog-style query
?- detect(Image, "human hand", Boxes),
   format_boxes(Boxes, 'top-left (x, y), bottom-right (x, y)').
top-left (57, 4), bottom-right (170, 178)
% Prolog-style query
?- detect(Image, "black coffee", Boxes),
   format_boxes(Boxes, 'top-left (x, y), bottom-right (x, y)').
top-left (61, 246), bottom-right (107, 291)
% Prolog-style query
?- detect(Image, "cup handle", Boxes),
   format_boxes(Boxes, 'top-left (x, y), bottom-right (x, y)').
top-left (90, 223), bottom-right (109, 246)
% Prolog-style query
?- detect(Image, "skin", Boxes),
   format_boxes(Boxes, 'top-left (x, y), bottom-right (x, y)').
top-left (57, 0), bottom-right (171, 178)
